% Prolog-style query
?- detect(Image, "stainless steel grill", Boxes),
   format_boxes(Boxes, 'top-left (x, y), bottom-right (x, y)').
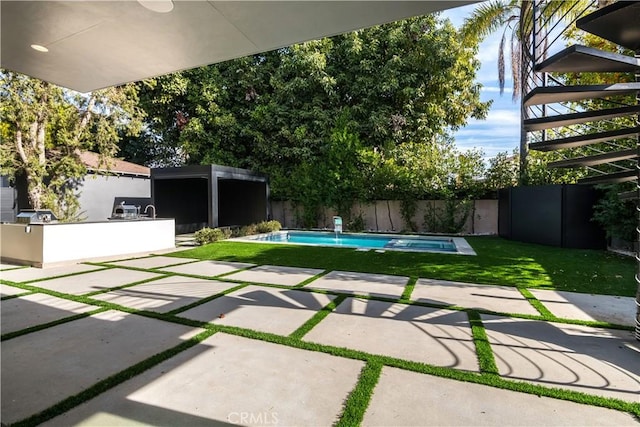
top-left (110, 202), bottom-right (139, 220)
top-left (16, 210), bottom-right (58, 224)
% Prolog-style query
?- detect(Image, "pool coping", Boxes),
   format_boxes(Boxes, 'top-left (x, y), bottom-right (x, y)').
top-left (230, 231), bottom-right (477, 256)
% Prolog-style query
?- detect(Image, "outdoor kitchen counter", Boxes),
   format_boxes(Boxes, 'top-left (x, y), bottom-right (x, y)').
top-left (0, 219), bottom-right (175, 268)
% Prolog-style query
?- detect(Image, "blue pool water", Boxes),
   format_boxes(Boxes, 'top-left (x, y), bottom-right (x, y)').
top-left (248, 231), bottom-right (458, 253)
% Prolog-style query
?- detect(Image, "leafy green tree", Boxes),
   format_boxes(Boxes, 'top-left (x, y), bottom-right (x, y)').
top-left (128, 15), bottom-right (490, 200)
top-left (485, 150), bottom-right (519, 191)
top-left (592, 184), bottom-right (636, 244)
top-left (0, 71), bottom-right (144, 220)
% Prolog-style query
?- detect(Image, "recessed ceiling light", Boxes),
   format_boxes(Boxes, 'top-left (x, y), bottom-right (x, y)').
top-left (138, 0), bottom-right (174, 13)
top-left (30, 44), bottom-right (49, 53)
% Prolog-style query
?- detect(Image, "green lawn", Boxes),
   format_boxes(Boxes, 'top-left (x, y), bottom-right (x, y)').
top-left (171, 236), bottom-right (636, 297)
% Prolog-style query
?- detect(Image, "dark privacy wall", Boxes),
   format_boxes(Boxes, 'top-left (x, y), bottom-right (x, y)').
top-left (498, 185), bottom-right (605, 249)
top-left (218, 180), bottom-right (268, 227)
top-left (154, 178), bottom-right (209, 234)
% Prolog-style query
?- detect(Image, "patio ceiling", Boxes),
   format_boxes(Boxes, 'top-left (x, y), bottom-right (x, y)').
top-left (0, 1), bottom-right (475, 92)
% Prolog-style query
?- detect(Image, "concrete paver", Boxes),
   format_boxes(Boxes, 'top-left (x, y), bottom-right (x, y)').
top-left (158, 260), bottom-right (255, 277)
top-left (0, 283), bottom-right (29, 297)
top-left (106, 256), bottom-right (200, 270)
top-left (305, 270), bottom-right (408, 298)
top-left (482, 314), bottom-right (640, 403)
top-left (412, 278), bottom-right (539, 315)
top-left (531, 289), bottom-right (636, 326)
top-left (0, 263), bottom-right (22, 270)
top-left (0, 263), bottom-right (102, 283)
top-left (304, 297), bottom-right (479, 371)
top-left (31, 268), bottom-right (163, 295)
top-left (91, 276), bottom-right (238, 313)
top-left (1, 310), bottom-right (202, 425)
top-left (1, 293), bottom-right (97, 334)
top-left (224, 265), bottom-right (324, 286)
top-left (363, 366), bottom-right (639, 426)
top-left (43, 333), bottom-right (363, 427)
top-left (178, 285), bottom-right (336, 335)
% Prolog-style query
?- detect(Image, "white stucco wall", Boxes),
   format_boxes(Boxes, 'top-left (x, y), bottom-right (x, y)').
top-left (78, 174), bottom-right (151, 221)
top-left (0, 223), bottom-right (45, 265)
top-left (1, 219), bottom-right (174, 267)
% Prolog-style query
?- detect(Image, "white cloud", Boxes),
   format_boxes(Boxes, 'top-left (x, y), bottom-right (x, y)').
top-left (481, 86), bottom-right (513, 93)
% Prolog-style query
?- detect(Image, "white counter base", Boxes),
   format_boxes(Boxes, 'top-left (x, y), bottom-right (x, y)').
top-left (0, 219), bottom-right (175, 268)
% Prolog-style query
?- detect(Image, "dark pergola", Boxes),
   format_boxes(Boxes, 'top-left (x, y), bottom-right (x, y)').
top-left (151, 165), bottom-right (269, 234)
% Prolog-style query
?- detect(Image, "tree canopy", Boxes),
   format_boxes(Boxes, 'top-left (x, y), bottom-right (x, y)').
top-left (126, 14), bottom-right (491, 209)
top-left (0, 71), bottom-right (145, 220)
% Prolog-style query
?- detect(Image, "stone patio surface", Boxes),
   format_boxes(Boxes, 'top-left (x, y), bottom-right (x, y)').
top-left (363, 366), bottom-right (640, 426)
top-left (0, 263), bottom-right (22, 270)
top-left (158, 260), bottom-right (255, 277)
top-left (43, 333), bottom-right (364, 427)
top-left (1, 293), bottom-right (96, 334)
top-left (106, 255), bottom-right (200, 270)
top-left (223, 265), bottom-right (324, 286)
top-left (178, 285), bottom-right (336, 335)
top-left (305, 270), bottom-right (409, 298)
top-left (91, 276), bottom-right (239, 313)
top-left (2, 259), bottom-right (638, 425)
top-left (413, 278), bottom-right (539, 315)
top-left (1, 310), bottom-right (202, 424)
top-left (0, 283), bottom-right (29, 297)
top-left (0, 263), bottom-right (102, 283)
top-left (304, 297), bottom-right (479, 371)
top-left (530, 289), bottom-right (636, 326)
top-left (482, 314), bottom-right (640, 403)
top-left (30, 268), bottom-right (163, 295)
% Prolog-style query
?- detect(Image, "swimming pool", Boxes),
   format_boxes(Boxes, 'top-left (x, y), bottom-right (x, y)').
top-left (237, 231), bottom-right (476, 255)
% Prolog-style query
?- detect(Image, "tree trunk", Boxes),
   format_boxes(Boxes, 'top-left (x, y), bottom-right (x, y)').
top-left (26, 177), bottom-right (44, 210)
top-left (14, 85), bottom-right (49, 211)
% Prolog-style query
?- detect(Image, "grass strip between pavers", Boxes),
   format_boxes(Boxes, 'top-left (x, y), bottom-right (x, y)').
top-left (19, 266), bottom-right (112, 285)
top-left (335, 361), bottom-right (383, 427)
top-left (1, 308), bottom-right (109, 341)
top-left (87, 257), bottom-right (202, 271)
top-left (1, 292), bottom-right (34, 301)
top-left (293, 269), bottom-right (331, 288)
top-left (10, 328), bottom-right (218, 427)
top-left (211, 264), bottom-right (262, 279)
top-left (467, 310), bottom-right (499, 375)
top-left (166, 283), bottom-right (249, 316)
top-left (399, 276), bottom-right (417, 301)
top-left (289, 295), bottom-right (347, 340)
top-left (82, 274), bottom-right (173, 297)
top-left (519, 287), bottom-right (556, 318)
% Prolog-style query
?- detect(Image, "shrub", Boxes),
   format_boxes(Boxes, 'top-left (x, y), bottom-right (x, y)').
top-left (255, 220), bottom-right (282, 233)
top-left (237, 224), bottom-right (258, 237)
top-left (194, 227), bottom-right (231, 245)
top-left (592, 185), bottom-right (636, 242)
top-left (423, 199), bottom-right (472, 234)
top-left (346, 213), bottom-right (365, 232)
top-left (199, 221), bottom-right (281, 242)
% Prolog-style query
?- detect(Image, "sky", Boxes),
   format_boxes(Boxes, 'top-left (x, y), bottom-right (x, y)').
top-left (440, 3), bottom-right (521, 160)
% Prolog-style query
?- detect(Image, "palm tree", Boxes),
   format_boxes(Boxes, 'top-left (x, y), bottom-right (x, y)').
top-left (461, 0), bottom-right (596, 100)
